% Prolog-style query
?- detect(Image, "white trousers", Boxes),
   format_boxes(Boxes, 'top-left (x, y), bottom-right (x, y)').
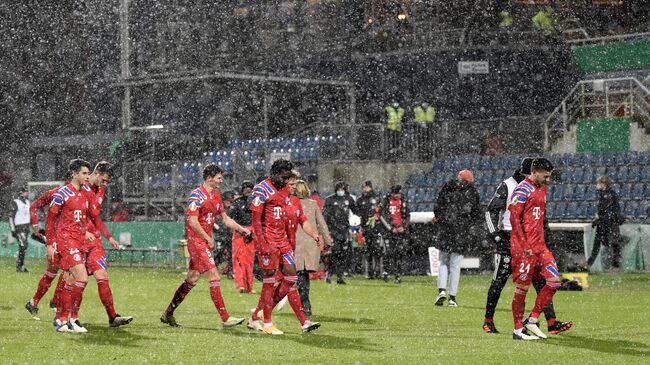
top-left (437, 251), bottom-right (464, 297)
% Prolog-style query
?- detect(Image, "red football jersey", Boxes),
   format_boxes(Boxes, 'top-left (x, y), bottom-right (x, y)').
top-left (82, 183), bottom-right (113, 249)
top-left (389, 197), bottom-right (403, 228)
top-left (509, 178), bottom-right (547, 255)
top-left (185, 185), bottom-right (224, 244)
top-left (46, 183), bottom-right (96, 249)
top-left (285, 195), bottom-right (308, 247)
top-left (30, 186), bottom-right (61, 226)
top-left (250, 178), bottom-right (291, 251)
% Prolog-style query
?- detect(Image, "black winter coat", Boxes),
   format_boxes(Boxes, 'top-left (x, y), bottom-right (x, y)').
top-left (433, 179), bottom-right (482, 254)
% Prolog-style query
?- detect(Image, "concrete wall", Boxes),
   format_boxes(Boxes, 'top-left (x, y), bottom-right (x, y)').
top-left (550, 124), bottom-right (577, 154)
top-left (630, 121), bottom-right (650, 151)
top-left (316, 161), bottom-right (431, 193)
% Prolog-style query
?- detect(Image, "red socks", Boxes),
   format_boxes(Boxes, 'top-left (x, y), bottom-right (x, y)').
top-left (165, 280), bottom-right (195, 316)
top-left (53, 274), bottom-right (66, 308)
top-left (512, 286), bottom-right (528, 330)
top-left (209, 280), bottom-right (229, 322)
top-left (57, 283), bottom-right (73, 322)
top-left (287, 288), bottom-right (307, 325)
top-left (70, 281), bottom-right (87, 320)
top-left (97, 278), bottom-right (117, 319)
top-left (32, 270), bottom-right (57, 306)
top-left (530, 281), bottom-right (561, 321)
top-left (254, 277), bottom-right (276, 324)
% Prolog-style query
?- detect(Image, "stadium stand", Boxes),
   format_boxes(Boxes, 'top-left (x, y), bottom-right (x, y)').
top-left (405, 151), bottom-right (650, 222)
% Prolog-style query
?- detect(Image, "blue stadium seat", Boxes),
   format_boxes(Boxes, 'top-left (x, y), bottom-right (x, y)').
top-left (546, 202), bottom-right (556, 219)
top-left (550, 184), bottom-right (563, 201)
top-left (620, 183), bottom-right (633, 199)
top-left (643, 184), bottom-right (650, 199)
top-left (595, 166), bottom-right (607, 179)
top-left (613, 152), bottom-right (627, 165)
top-left (573, 184), bottom-right (586, 200)
top-left (628, 166), bottom-right (641, 181)
top-left (624, 151), bottom-right (639, 165)
top-left (553, 202), bottom-right (567, 220)
top-left (564, 202), bottom-right (578, 220)
top-left (575, 202), bottom-right (588, 219)
top-left (638, 151), bottom-right (650, 165)
top-left (632, 183), bottom-right (645, 199)
top-left (624, 200), bottom-right (640, 219)
top-left (562, 184), bottom-right (575, 201)
top-left (616, 166), bottom-right (629, 182)
top-left (581, 168), bottom-right (595, 184)
top-left (639, 201), bottom-right (650, 220)
top-left (641, 166), bottom-right (650, 182)
top-left (585, 202), bottom-right (597, 218)
top-left (584, 186), bottom-right (597, 201)
top-left (571, 169), bottom-right (585, 183)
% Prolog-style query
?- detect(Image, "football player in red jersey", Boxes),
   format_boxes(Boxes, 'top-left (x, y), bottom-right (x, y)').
top-left (24, 172), bottom-right (71, 319)
top-left (247, 160), bottom-right (321, 335)
top-left (261, 173), bottom-right (321, 332)
top-left (509, 158), bottom-right (562, 340)
top-left (77, 161), bottom-right (133, 327)
top-left (161, 164), bottom-right (250, 328)
top-left (46, 159), bottom-right (97, 333)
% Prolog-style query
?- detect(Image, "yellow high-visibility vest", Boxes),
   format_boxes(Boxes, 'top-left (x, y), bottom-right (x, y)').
top-left (385, 106), bottom-right (404, 132)
top-left (413, 105), bottom-right (436, 123)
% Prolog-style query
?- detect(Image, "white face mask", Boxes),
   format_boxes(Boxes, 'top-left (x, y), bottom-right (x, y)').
top-left (336, 191), bottom-right (345, 197)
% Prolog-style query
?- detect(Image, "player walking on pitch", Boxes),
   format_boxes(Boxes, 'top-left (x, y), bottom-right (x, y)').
top-left (161, 164), bottom-right (250, 328)
top-left (509, 158), bottom-right (563, 340)
top-left (247, 160), bottom-right (321, 335)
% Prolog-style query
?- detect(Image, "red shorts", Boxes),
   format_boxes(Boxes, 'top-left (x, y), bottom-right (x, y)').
top-left (58, 245), bottom-right (85, 271)
top-left (257, 242), bottom-right (295, 271)
top-left (188, 240), bottom-right (216, 273)
top-left (84, 242), bottom-right (108, 274)
top-left (512, 248), bottom-right (559, 285)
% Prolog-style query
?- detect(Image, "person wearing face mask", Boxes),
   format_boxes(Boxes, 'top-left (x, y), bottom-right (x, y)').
top-left (323, 181), bottom-right (356, 284)
top-left (588, 175), bottom-right (624, 270)
top-left (433, 169), bottom-right (481, 307)
top-left (357, 181), bottom-right (381, 279)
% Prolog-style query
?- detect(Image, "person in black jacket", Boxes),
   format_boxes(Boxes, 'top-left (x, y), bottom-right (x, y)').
top-left (323, 181), bottom-right (356, 284)
top-left (588, 175), bottom-right (624, 270)
top-left (379, 185), bottom-right (410, 284)
top-left (433, 170), bottom-right (481, 307)
top-left (357, 181), bottom-right (381, 279)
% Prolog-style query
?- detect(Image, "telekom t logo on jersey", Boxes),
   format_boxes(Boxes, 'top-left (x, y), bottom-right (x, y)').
top-left (273, 206), bottom-right (282, 220)
top-left (532, 207), bottom-right (541, 220)
top-left (74, 210), bottom-right (82, 222)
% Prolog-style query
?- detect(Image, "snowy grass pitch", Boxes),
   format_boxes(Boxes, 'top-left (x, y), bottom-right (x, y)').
top-left (2, 258), bottom-right (649, 364)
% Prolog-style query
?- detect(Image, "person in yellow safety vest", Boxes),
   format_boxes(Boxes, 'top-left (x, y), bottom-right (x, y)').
top-left (385, 102), bottom-right (404, 132)
top-left (532, 7), bottom-right (558, 36)
top-left (413, 102), bottom-right (436, 128)
top-left (499, 10), bottom-right (512, 28)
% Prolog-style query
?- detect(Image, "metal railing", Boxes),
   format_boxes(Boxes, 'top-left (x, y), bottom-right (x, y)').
top-left (544, 77), bottom-right (650, 150)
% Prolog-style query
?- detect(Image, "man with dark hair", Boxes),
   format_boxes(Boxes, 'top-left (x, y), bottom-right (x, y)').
top-left (323, 180), bottom-right (356, 284)
top-left (24, 172), bottom-right (71, 319)
top-left (10, 186), bottom-right (31, 272)
top-left (379, 185), bottom-right (411, 284)
top-left (482, 158), bottom-right (572, 335)
top-left (161, 164), bottom-right (250, 328)
top-left (357, 180), bottom-right (381, 279)
top-left (77, 161), bottom-right (133, 327)
top-left (229, 181), bottom-right (257, 293)
top-left (247, 161), bottom-right (321, 335)
top-left (47, 158), bottom-right (96, 332)
top-left (509, 157), bottom-right (564, 340)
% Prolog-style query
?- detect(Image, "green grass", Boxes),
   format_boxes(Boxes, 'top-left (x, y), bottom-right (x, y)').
top-left (1, 258), bottom-right (650, 364)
